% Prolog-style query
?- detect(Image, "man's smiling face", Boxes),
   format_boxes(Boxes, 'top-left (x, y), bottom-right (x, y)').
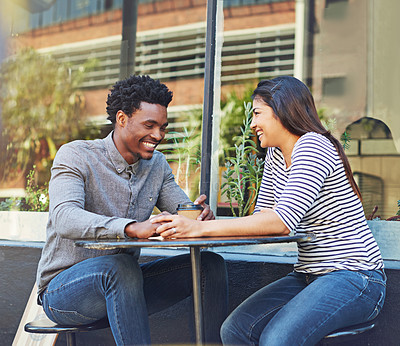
top-left (114, 102), bottom-right (168, 164)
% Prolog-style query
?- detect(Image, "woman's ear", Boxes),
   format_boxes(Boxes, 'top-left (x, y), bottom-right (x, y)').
top-left (116, 110), bottom-right (127, 127)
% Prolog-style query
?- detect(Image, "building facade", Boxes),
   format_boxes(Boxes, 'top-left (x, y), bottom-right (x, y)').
top-left (2, 0), bottom-right (400, 217)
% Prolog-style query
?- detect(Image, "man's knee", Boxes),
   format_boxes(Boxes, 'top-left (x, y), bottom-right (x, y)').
top-left (101, 254), bottom-right (143, 287)
top-left (200, 251), bottom-right (228, 289)
top-left (201, 251), bottom-right (226, 271)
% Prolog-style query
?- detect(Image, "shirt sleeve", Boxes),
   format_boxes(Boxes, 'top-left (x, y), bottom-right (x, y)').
top-left (273, 136), bottom-right (337, 231)
top-left (49, 144), bottom-right (130, 240)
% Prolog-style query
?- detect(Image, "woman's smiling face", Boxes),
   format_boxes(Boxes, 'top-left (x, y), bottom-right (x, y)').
top-left (250, 97), bottom-right (286, 149)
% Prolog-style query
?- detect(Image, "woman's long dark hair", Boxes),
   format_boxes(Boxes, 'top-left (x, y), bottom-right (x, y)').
top-left (252, 76), bottom-right (362, 200)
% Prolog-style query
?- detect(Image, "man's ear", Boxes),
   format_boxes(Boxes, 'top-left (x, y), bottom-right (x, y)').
top-left (116, 110), bottom-right (127, 127)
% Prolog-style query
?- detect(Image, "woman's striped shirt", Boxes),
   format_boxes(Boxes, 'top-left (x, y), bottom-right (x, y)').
top-left (254, 132), bottom-right (383, 274)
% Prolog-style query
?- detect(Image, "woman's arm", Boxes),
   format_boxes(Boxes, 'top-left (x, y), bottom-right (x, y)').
top-left (151, 208), bottom-right (290, 238)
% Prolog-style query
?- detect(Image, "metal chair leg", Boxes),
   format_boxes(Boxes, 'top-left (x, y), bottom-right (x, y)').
top-left (65, 332), bottom-right (77, 346)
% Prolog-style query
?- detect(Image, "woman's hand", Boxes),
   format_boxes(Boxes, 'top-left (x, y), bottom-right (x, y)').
top-left (150, 214), bottom-right (204, 238)
top-left (151, 207), bottom-right (289, 238)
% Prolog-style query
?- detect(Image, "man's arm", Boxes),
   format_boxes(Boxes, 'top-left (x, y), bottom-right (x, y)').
top-left (49, 144), bottom-right (132, 240)
top-left (124, 212), bottom-right (171, 238)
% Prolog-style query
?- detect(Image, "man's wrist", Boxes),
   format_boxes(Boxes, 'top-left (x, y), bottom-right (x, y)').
top-left (124, 221), bottom-right (137, 238)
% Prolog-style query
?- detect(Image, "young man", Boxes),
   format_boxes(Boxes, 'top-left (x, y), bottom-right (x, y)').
top-left (36, 75), bottom-right (228, 345)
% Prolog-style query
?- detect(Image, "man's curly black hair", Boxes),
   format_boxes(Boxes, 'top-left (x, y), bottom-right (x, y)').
top-left (106, 75), bottom-right (173, 124)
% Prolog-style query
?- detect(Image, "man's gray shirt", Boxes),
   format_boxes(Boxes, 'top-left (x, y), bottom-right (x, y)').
top-left (37, 131), bottom-right (190, 295)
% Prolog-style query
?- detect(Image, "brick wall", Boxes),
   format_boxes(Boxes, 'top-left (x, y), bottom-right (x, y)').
top-left (10, 1), bottom-right (295, 114)
top-left (12, 1), bottom-right (295, 50)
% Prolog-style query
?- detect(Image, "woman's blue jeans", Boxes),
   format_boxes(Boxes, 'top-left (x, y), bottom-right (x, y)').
top-left (41, 251), bottom-right (228, 345)
top-left (221, 269), bottom-right (386, 346)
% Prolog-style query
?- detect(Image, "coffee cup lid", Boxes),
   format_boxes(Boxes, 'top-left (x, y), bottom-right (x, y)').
top-left (177, 203), bottom-right (203, 210)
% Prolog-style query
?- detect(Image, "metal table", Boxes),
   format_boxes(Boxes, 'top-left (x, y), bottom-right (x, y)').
top-left (75, 234), bottom-right (312, 345)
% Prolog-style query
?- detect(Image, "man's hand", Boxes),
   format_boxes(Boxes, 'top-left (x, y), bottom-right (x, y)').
top-left (124, 211), bottom-right (171, 238)
top-left (194, 194), bottom-right (215, 221)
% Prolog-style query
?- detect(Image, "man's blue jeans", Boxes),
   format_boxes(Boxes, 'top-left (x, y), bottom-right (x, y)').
top-left (41, 251), bottom-right (228, 345)
top-left (221, 269), bottom-right (386, 346)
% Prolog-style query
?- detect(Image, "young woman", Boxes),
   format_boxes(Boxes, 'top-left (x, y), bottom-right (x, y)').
top-left (152, 76), bottom-right (386, 345)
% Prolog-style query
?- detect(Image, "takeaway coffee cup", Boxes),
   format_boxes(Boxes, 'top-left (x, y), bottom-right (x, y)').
top-left (177, 203), bottom-right (203, 220)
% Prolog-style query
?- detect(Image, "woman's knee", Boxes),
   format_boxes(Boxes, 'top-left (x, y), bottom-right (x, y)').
top-left (220, 312), bottom-right (246, 345)
top-left (220, 317), bottom-right (231, 342)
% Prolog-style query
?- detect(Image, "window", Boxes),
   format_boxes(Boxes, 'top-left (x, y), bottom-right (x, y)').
top-left (354, 173), bottom-right (384, 218)
top-left (324, 0), bottom-right (348, 19)
top-left (322, 76), bottom-right (346, 97)
top-left (38, 23), bottom-right (295, 88)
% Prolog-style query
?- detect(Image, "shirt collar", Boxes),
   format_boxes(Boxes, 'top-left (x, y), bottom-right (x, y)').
top-left (104, 131), bottom-right (141, 175)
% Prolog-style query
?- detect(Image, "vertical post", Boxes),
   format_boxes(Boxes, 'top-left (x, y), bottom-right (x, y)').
top-left (190, 247), bottom-right (203, 345)
top-left (200, 0), bottom-right (218, 203)
top-left (366, 0), bottom-right (374, 118)
top-left (209, 0), bottom-right (224, 214)
top-left (119, 0), bottom-right (139, 79)
top-left (294, 0), bottom-right (309, 81)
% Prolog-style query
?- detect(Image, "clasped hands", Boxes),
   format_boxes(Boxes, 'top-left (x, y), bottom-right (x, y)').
top-left (124, 195), bottom-right (214, 239)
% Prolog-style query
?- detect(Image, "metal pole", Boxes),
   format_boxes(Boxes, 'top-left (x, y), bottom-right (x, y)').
top-left (119, 0), bottom-right (139, 79)
top-left (367, 0), bottom-right (374, 118)
top-left (209, 0), bottom-right (224, 214)
top-left (190, 247), bottom-right (203, 345)
top-left (294, 0), bottom-right (312, 83)
top-left (294, 0), bottom-right (306, 81)
top-left (200, 0), bottom-right (218, 203)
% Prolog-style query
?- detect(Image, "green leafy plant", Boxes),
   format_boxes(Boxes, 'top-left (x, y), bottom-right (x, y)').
top-left (0, 47), bottom-right (98, 186)
top-left (0, 166), bottom-right (49, 212)
top-left (167, 128), bottom-right (201, 200)
top-left (221, 102), bottom-right (264, 217)
top-left (24, 165), bottom-right (49, 212)
top-left (341, 131), bottom-right (352, 150)
top-left (318, 108), bottom-right (337, 134)
top-left (318, 108), bottom-right (352, 150)
top-left (0, 198), bottom-right (22, 211)
top-left (220, 85), bottom-right (255, 163)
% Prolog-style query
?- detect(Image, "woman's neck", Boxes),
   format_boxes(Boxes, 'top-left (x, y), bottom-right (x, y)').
top-left (280, 133), bottom-right (301, 168)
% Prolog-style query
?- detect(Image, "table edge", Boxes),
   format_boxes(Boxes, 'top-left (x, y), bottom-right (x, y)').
top-left (74, 234), bottom-right (313, 250)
